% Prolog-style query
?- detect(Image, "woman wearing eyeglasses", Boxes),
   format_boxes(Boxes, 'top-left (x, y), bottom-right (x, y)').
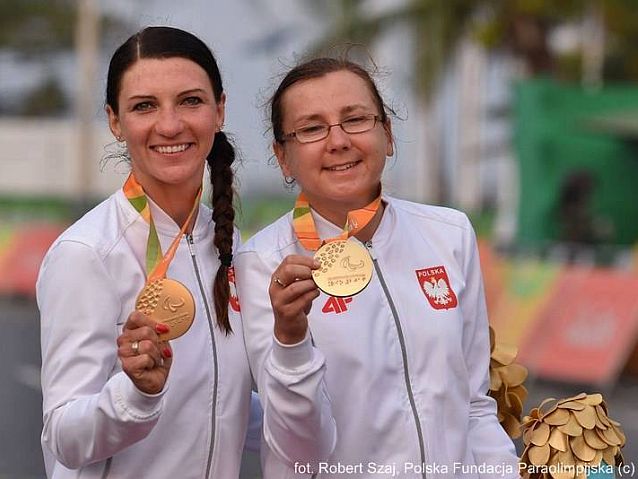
top-left (235, 57), bottom-right (519, 478)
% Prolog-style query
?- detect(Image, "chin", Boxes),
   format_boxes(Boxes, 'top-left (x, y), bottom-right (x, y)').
top-left (328, 191), bottom-right (371, 208)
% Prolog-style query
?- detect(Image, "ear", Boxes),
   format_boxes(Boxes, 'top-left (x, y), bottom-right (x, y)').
top-left (273, 141), bottom-right (293, 177)
top-left (383, 118), bottom-right (394, 157)
top-left (216, 92), bottom-right (226, 131)
top-left (106, 105), bottom-right (122, 140)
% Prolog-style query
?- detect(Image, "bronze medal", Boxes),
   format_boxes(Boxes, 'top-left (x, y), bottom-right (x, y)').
top-left (312, 240), bottom-right (373, 297)
top-left (136, 278), bottom-right (195, 340)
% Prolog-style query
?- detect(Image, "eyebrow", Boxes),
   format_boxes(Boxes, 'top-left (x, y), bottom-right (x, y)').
top-left (125, 88), bottom-right (209, 102)
top-left (177, 88), bottom-right (209, 97)
top-left (293, 104), bottom-right (373, 123)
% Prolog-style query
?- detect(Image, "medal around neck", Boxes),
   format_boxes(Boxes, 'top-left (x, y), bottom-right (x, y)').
top-left (136, 278), bottom-right (195, 341)
top-left (312, 240), bottom-right (373, 297)
top-left (124, 174), bottom-right (201, 341)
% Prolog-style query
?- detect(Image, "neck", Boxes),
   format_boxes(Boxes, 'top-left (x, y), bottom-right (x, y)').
top-left (143, 182), bottom-right (199, 232)
top-left (354, 201), bottom-right (384, 243)
top-left (311, 197), bottom-right (385, 244)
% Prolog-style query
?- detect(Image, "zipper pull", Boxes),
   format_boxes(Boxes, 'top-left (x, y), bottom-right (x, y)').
top-left (186, 233), bottom-right (196, 257)
top-left (364, 240), bottom-right (377, 260)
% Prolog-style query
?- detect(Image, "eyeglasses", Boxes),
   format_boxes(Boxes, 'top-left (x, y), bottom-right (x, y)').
top-left (282, 114), bottom-right (381, 144)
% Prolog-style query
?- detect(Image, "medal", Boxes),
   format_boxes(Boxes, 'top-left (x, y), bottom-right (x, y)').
top-left (135, 278), bottom-right (195, 341)
top-left (124, 174), bottom-right (200, 340)
top-left (293, 192), bottom-right (381, 296)
top-left (312, 240), bottom-right (373, 297)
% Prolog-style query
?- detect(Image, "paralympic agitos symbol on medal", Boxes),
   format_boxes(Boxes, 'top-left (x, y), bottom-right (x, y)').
top-left (293, 192), bottom-right (378, 297)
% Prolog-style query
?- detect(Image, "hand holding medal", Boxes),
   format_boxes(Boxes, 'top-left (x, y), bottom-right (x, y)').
top-left (269, 254), bottom-right (322, 344)
top-left (117, 311), bottom-right (173, 395)
top-left (269, 193), bottom-right (379, 344)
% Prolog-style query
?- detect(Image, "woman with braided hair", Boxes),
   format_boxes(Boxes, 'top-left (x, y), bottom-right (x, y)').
top-left (37, 26), bottom-right (259, 478)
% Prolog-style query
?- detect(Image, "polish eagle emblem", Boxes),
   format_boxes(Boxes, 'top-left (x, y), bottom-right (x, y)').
top-left (415, 266), bottom-right (458, 310)
top-left (423, 278), bottom-right (452, 305)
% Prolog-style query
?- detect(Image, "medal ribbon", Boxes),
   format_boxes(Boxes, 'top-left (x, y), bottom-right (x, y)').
top-left (123, 173), bottom-right (201, 282)
top-left (292, 192), bottom-right (382, 251)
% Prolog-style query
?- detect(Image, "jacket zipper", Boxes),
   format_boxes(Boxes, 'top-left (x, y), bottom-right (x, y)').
top-left (364, 240), bottom-right (427, 479)
top-left (100, 457), bottom-right (112, 479)
top-left (187, 234), bottom-right (219, 479)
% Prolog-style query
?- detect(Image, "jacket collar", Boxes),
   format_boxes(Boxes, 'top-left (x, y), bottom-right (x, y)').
top-left (308, 195), bottom-right (393, 245)
top-left (116, 188), bottom-right (211, 239)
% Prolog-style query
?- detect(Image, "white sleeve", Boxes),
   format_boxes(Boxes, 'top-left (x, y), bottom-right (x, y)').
top-left (37, 240), bottom-right (165, 469)
top-left (459, 218), bottom-right (521, 478)
top-left (235, 249), bottom-right (336, 467)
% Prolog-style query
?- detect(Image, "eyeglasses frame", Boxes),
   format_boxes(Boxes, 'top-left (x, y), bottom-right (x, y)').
top-left (281, 114), bottom-right (383, 144)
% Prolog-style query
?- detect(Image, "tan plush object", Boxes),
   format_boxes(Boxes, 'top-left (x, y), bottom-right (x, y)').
top-left (488, 326), bottom-right (529, 438)
top-left (520, 393), bottom-right (626, 478)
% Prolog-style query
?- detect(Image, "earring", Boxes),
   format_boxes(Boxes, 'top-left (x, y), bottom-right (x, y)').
top-left (284, 176), bottom-right (295, 186)
top-left (116, 136), bottom-right (124, 142)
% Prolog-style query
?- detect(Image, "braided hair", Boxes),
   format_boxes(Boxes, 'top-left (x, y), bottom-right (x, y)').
top-left (208, 130), bottom-right (236, 334)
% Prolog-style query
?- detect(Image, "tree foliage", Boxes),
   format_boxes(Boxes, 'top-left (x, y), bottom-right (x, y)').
top-left (22, 76), bottom-right (68, 116)
top-left (0, 0), bottom-right (129, 57)
top-left (307, 0), bottom-right (638, 99)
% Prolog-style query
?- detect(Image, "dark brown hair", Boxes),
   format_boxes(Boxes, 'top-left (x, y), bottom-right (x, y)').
top-left (106, 26), bottom-right (236, 334)
top-left (270, 57), bottom-right (393, 143)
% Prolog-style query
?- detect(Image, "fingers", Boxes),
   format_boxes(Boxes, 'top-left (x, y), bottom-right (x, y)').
top-left (117, 312), bottom-right (170, 352)
top-left (121, 310), bottom-right (159, 333)
top-left (117, 310), bottom-right (173, 392)
top-left (124, 337), bottom-right (164, 365)
top-left (270, 279), bottom-right (319, 309)
top-left (274, 287), bottom-right (321, 320)
top-left (272, 288), bottom-right (319, 344)
top-left (270, 255), bottom-right (320, 289)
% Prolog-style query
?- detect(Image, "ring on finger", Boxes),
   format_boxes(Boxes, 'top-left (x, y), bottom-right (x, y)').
top-left (273, 276), bottom-right (287, 288)
top-left (131, 340), bottom-right (140, 356)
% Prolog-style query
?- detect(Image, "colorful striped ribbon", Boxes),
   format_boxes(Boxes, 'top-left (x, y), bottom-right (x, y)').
top-left (292, 192), bottom-right (382, 251)
top-left (123, 173), bottom-right (201, 282)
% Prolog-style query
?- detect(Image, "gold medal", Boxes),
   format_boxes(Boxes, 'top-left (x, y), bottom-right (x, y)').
top-left (312, 240), bottom-right (373, 297)
top-left (136, 278), bottom-right (195, 340)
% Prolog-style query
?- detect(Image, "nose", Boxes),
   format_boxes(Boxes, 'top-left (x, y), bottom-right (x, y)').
top-left (325, 123), bottom-right (351, 152)
top-left (155, 107), bottom-right (184, 137)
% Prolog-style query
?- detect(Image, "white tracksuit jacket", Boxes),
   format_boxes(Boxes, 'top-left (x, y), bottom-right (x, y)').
top-left (235, 196), bottom-right (520, 478)
top-left (37, 189), bottom-right (258, 479)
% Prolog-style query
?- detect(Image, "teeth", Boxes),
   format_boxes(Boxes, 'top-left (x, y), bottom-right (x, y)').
top-left (328, 162), bottom-right (358, 171)
top-left (155, 144), bottom-right (189, 154)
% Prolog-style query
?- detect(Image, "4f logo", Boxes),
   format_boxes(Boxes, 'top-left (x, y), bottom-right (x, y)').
top-left (416, 265), bottom-right (458, 310)
top-left (322, 296), bottom-right (353, 314)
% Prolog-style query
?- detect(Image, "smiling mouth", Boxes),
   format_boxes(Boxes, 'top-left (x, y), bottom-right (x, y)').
top-left (153, 143), bottom-right (192, 154)
top-left (325, 161), bottom-right (361, 172)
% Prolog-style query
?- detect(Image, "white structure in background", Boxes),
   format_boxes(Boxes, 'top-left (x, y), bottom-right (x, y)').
top-left (0, 0), bottom-right (320, 200)
top-left (75, 0), bottom-right (100, 198)
top-left (0, 119), bottom-right (125, 198)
